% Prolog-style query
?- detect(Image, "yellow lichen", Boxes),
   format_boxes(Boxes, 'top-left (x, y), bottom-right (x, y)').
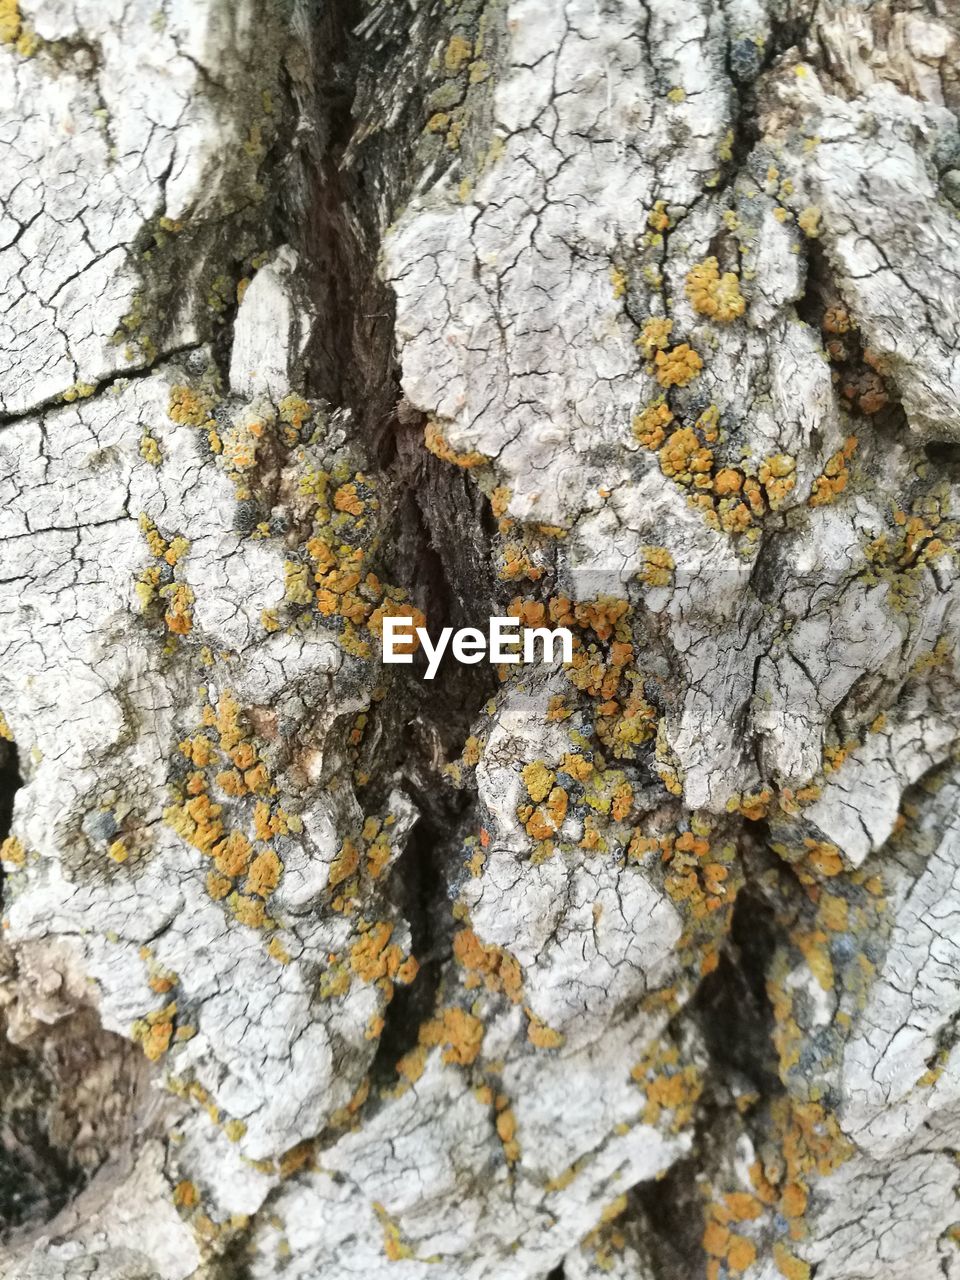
top-left (638, 545), bottom-right (675, 587)
top-left (444, 33), bottom-right (472, 72)
top-left (637, 316), bottom-right (673, 358)
top-left (758, 454), bottom-right (796, 509)
top-left (140, 432), bottom-right (162, 466)
top-left (0, 835), bottom-right (25, 867)
top-left (284, 560), bottom-right (314, 606)
top-left (632, 400), bottom-right (673, 449)
top-left (163, 583), bottom-right (194, 635)
top-left (495, 1106), bottom-right (520, 1163)
top-left (0, 0), bottom-right (21, 43)
top-left (374, 1201), bottom-right (415, 1261)
top-left (647, 200), bottom-right (670, 232)
top-left (797, 206), bottom-right (821, 238)
top-left (230, 894), bottom-right (267, 929)
top-left (521, 760), bottom-right (556, 804)
top-left (279, 395), bottom-right (312, 429)
top-left (168, 385), bottom-right (213, 428)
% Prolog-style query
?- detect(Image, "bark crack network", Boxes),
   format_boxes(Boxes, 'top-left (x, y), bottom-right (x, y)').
top-left (3, 0), bottom-right (960, 1277)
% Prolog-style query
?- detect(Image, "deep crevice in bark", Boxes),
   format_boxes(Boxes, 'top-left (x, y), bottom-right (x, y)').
top-left (291, 0), bottom-right (404, 449)
top-left (0, 1036), bottom-right (87, 1241)
top-left (692, 876), bottom-right (782, 1094)
top-left (0, 1001), bottom-right (150, 1247)
top-left (292, 0), bottom-right (499, 771)
top-left (631, 1157), bottom-right (707, 1280)
top-left (369, 801), bottom-right (456, 1088)
top-left (0, 739), bottom-right (21, 848)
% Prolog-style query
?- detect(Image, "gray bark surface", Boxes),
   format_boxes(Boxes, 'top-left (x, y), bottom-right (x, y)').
top-left (2, 0), bottom-right (960, 1277)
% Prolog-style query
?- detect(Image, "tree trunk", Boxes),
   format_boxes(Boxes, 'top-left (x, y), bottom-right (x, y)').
top-left (3, 0), bottom-right (960, 1277)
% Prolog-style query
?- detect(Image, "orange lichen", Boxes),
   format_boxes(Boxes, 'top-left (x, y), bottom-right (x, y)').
top-left (453, 929), bottom-right (523, 1002)
top-left (245, 849), bottom-right (281, 898)
top-left (173, 1179), bottom-right (198, 1209)
top-left (416, 1006), bottom-right (485, 1067)
top-left (631, 1042), bottom-right (703, 1128)
top-left (163, 583), bottom-right (194, 635)
top-left (526, 1011), bottom-right (564, 1049)
top-left (522, 784), bottom-right (569, 841)
top-left (647, 200), bottom-right (670, 232)
top-left (490, 486), bottom-right (511, 517)
top-left (424, 420), bottom-right (487, 468)
top-left (350, 922), bottom-right (395, 981)
top-left (654, 343), bottom-right (703, 387)
top-left (329, 838), bottom-right (360, 888)
top-left (368, 602), bottom-right (426, 653)
top-left (333, 483), bottom-right (365, 517)
top-left (809, 436), bottom-right (857, 507)
top-left (179, 734), bottom-right (217, 767)
top-left (164, 535), bottom-right (190, 567)
top-left (133, 1003), bottom-right (177, 1061)
top-left (774, 1242), bottom-right (811, 1280)
top-left (713, 467), bottom-right (742, 496)
top-left (823, 306), bottom-right (851, 335)
top-left (212, 830), bottom-right (253, 878)
top-left (808, 839), bottom-right (844, 880)
top-left (727, 1235), bottom-right (757, 1272)
top-left (495, 1106), bottom-right (520, 1163)
top-left (659, 427), bottom-right (714, 486)
top-left (632, 400), bottom-right (673, 448)
top-left (685, 257), bottom-right (745, 323)
top-left (165, 789), bottom-right (225, 857)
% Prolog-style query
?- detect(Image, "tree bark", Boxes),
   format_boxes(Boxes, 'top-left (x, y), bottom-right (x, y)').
top-left (2, 0), bottom-right (960, 1277)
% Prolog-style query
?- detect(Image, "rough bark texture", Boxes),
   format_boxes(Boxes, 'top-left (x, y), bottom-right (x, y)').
top-left (2, 0), bottom-right (960, 1277)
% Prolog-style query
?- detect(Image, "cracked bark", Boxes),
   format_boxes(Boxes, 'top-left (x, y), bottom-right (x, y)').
top-left (3, 1), bottom-right (960, 1278)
